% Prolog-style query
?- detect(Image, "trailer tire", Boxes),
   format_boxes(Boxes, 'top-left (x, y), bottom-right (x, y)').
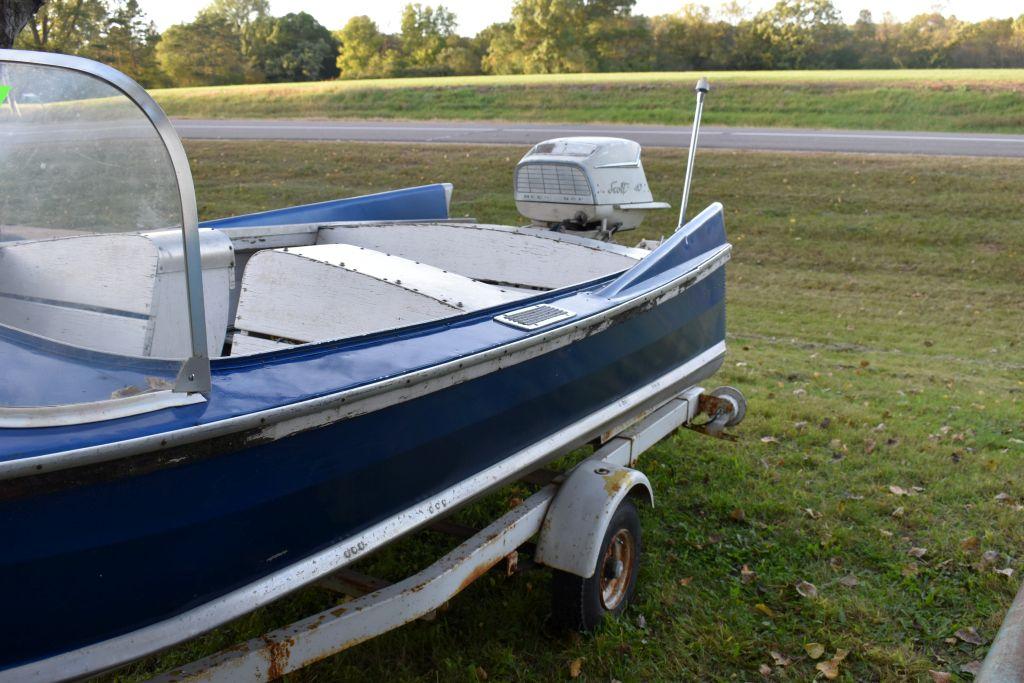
top-left (550, 498), bottom-right (641, 633)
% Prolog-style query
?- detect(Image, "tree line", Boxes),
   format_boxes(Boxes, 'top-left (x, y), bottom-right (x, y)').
top-left (12, 0), bottom-right (1024, 88)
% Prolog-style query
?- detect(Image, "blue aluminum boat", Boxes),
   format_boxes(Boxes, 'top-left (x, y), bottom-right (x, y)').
top-left (0, 51), bottom-right (732, 679)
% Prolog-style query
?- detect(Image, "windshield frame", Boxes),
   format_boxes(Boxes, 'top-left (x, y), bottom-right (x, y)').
top-left (0, 48), bottom-right (211, 398)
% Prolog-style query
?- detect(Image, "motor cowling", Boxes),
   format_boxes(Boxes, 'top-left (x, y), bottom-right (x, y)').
top-left (514, 137), bottom-right (669, 237)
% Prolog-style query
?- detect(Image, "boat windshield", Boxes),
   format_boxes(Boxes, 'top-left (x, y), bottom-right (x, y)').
top-left (0, 56), bottom-right (203, 414)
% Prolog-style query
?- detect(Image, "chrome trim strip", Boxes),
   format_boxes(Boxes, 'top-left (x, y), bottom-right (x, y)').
top-left (0, 240), bottom-right (731, 481)
top-left (4, 342), bottom-right (724, 682)
top-left (0, 49), bottom-right (210, 395)
top-left (0, 392), bottom-right (206, 429)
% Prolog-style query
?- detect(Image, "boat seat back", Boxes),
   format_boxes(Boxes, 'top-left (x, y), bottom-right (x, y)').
top-left (0, 230), bottom-right (234, 358)
top-left (231, 243), bottom-right (524, 355)
top-left (316, 222), bottom-right (641, 291)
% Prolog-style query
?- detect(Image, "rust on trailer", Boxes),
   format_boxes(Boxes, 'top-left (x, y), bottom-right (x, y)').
top-left (601, 468), bottom-right (632, 497)
top-left (697, 393), bottom-right (733, 419)
top-left (505, 551), bottom-right (519, 577)
top-left (457, 556), bottom-right (502, 594)
top-left (261, 635), bottom-right (294, 681)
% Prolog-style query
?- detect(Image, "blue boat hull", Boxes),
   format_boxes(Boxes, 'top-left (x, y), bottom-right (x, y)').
top-left (0, 198), bottom-right (732, 676)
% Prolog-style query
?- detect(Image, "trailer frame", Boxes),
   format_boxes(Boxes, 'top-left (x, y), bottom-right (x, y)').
top-left (149, 385), bottom-right (741, 682)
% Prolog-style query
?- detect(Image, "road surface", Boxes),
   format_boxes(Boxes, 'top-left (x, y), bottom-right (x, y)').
top-left (172, 118), bottom-right (1024, 158)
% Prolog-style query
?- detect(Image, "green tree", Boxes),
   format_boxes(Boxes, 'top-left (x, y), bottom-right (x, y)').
top-left (487, 0), bottom-right (592, 73)
top-left (14, 0), bottom-right (107, 53)
top-left (752, 0), bottom-right (852, 68)
top-left (650, 5), bottom-right (735, 70)
top-left (248, 12), bottom-right (339, 81)
top-left (400, 4), bottom-right (456, 71)
top-left (890, 13), bottom-right (964, 67)
top-left (206, 0), bottom-right (270, 71)
top-left (335, 15), bottom-right (401, 78)
top-left (157, 10), bottom-right (257, 86)
top-left (207, 0), bottom-right (268, 34)
top-left (479, 22), bottom-right (521, 74)
top-left (90, 0), bottom-right (164, 86)
top-left (435, 35), bottom-right (484, 75)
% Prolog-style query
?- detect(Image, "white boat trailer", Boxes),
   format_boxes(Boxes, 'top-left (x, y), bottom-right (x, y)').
top-left (149, 385), bottom-right (745, 682)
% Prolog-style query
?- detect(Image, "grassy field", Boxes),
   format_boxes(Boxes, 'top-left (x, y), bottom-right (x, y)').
top-left (152, 69), bottom-right (1024, 133)
top-left (114, 141), bottom-right (1023, 681)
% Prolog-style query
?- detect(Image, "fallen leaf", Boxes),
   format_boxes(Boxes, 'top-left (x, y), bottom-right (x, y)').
top-left (815, 649), bottom-right (849, 680)
top-left (761, 436), bottom-right (780, 444)
top-left (864, 438), bottom-right (877, 455)
top-left (995, 567), bottom-right (1015, 578)
top-left (755, 603), bottom-right (776, 618)
top-left (873, 422), bottom-right (887, 432)
top-left (981, 550), bottom-right (1000, 566)
top-left (794, 421), bottom-right (808, 430)
top-left (995, 492), bottom-right (1012, 502)
top-left (758, 663), bottom-right (772, 677)
top-left (569, 657), bottom-right (583, 679)
top-left (961, 661), bottom-right (983, 676)
top-left (796, 580), bottom-right (818, 598)
top-left (889, 485), bottom-right (909, 496)
top-left (928, 671), bottom-right (952, 683)
top-left (909, 547), bottom-right (928, 558)
top-left (912, 486), bottom-right (926, 493)
top-left (741, 564), bottom-right (757, 584)
top-left (679, 576), bottom-right (693, 586)
top-left (770, 650), bottom-right (791, 666)
top-left (815, 660), bottom-right (839, 679)
top-left (730, 508), bottom-right (746, 522)
top-left (475, 665), bottom-right (489, 681)
top-left (879, 529), bottom-right (894, 538)
top-left (892, 506), bottom-right (905, 518)
top-left (804, 507), bottom-right (822, 519)
top-left (955, 627), bottom-right (984, 646)
top-left (636, 614), bottom-right (647, 629)
top-left (805, 642), bottom-right (825, 659)
top-left (960, 536), bottom-right (980, 553)
top-left (901, 564), bottom-right (919, 577)
top-left (839, 574), bottom-right (859, 587)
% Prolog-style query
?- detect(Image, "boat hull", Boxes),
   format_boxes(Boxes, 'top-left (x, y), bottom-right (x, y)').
top-left (1, 267), bottom-right (724, 671)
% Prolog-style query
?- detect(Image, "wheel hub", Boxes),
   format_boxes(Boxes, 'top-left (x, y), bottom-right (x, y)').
top-left (599, 529), bottom-right (636, 610)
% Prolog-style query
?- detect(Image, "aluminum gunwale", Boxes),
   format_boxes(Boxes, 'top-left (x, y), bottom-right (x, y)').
top-left (4, 342), bottom-right (725, 683)
top-left (0, 49), bottom-right (210, 394)
top-left (0, 391), bottom-right (206, 429)
top-left (0, 239), bottom-right (731, 481)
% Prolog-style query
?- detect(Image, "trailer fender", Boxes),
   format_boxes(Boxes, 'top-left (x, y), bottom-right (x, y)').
top-left (534, 460), bottom-right (654, 579)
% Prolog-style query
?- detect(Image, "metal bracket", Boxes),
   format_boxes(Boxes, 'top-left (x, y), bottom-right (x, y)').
top-left (174, 355), bottom-right (212, 396)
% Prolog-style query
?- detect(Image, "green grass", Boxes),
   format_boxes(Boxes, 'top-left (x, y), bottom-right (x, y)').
top-left (112, 141), bottom-right (1023, 682)
top-left (152, 69), bottom-right (1024, 133)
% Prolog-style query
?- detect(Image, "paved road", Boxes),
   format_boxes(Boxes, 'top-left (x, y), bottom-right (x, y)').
top-left (172, 118), bottom-right (1024, 158)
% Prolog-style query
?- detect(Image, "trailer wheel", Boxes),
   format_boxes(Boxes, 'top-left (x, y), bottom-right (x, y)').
top-left (551, 498), bottom-right (641, 632)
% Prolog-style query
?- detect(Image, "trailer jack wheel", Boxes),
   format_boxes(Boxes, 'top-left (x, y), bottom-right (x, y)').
top-left (551, 498), bottom-right (641, 632)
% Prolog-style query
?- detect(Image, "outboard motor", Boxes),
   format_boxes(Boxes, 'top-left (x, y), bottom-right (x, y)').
top-left (514, 137), bottom-right (669, 240)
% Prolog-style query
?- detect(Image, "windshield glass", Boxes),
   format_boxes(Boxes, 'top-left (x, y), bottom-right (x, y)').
top-left (0, 59), bottom-right (191, 409)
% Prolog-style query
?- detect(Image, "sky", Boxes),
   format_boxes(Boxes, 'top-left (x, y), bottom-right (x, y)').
top-left (138, 0), bottom-right (1022, 33)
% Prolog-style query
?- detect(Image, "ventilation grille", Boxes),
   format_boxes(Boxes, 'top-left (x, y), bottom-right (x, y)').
top-left (494, 304), bottom-right (575, 331)
top-left (515, 163), bottom-right (592, 202)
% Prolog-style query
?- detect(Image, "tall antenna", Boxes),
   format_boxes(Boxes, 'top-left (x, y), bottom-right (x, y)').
top-left (676, 77), bottom-right (710, 230)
